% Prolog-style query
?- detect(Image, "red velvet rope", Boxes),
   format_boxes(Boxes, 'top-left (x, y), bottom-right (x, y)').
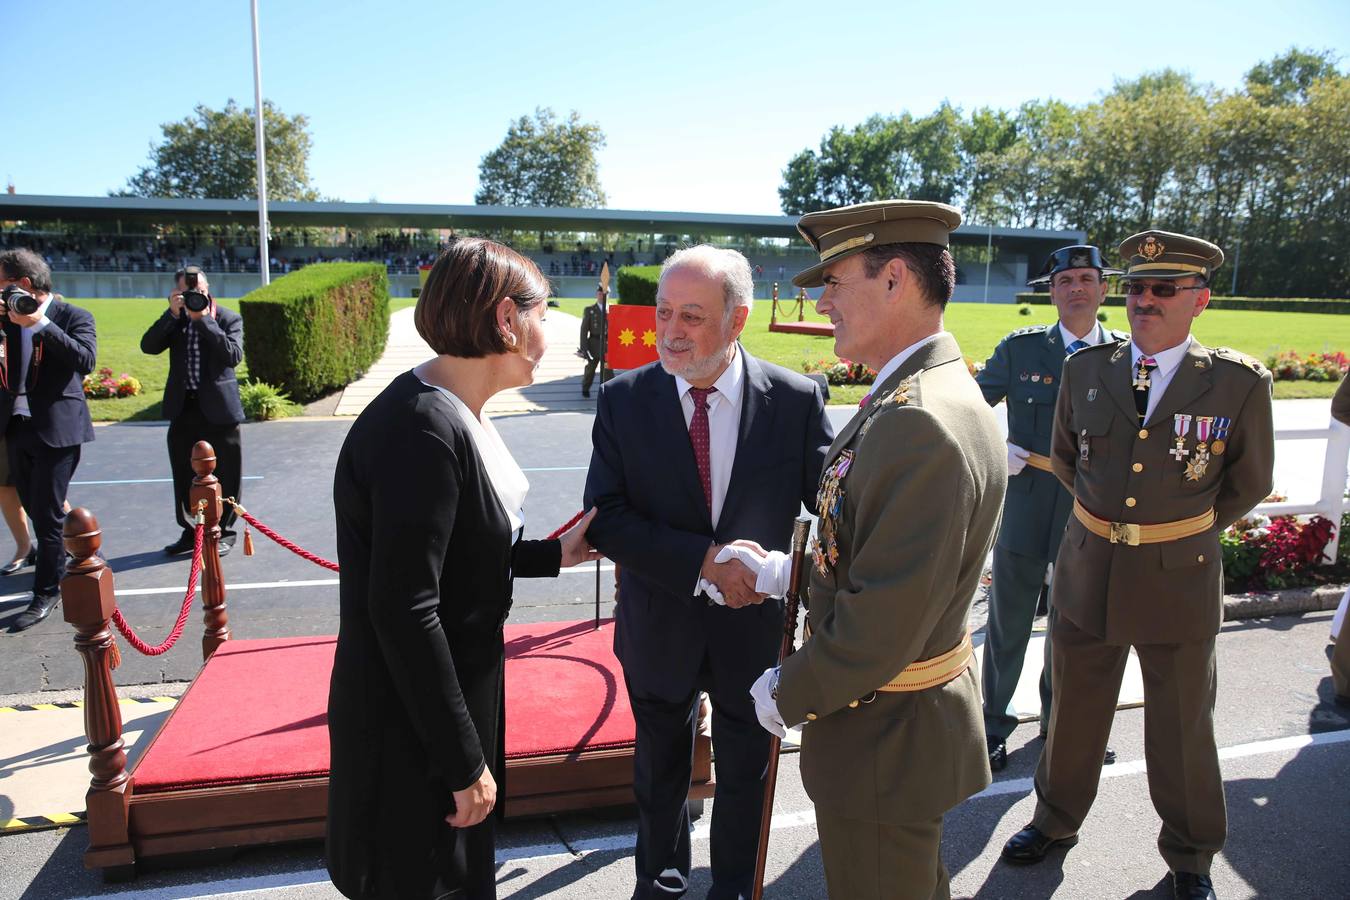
top-left (110, 522), bottom-right (205, 656)
top-left (227, 499), bottom-right (586, 573)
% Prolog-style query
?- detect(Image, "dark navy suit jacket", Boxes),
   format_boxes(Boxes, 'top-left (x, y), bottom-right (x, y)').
top-left (140, 304), bottom-right (246, 426)
top-left (583, 348), bottom-right (833, 702)
top-left (0, 298), bottom-right (97, 447)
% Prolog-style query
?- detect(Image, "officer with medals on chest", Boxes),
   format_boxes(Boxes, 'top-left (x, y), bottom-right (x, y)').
top-left (976, 245), bottom-right (1127, 772)
top-left (746, 200), bottom-right (1007, 900)
top-left (1001, 231), bottom-right (1275, 900)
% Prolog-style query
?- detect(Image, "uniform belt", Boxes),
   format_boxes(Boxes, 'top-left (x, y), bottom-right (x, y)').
top-left (876, 632), bottom-right (973, 693)
top-left (1025, 451), bottom-right (1054, 473)
top-left (1072, 499), bottom-right (1216, 547)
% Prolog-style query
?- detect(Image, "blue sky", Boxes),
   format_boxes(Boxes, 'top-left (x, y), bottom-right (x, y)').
top-left (8, 0), bottom-right (1348, 215)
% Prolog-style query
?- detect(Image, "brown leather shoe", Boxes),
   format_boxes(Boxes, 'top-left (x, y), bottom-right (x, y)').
top-left (1001, 825), bottom-right (1078, 864)
top-left (1173, 871), bottom-right (1217, 899)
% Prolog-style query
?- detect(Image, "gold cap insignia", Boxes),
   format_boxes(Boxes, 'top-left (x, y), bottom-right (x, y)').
top-left (1139, 236), bottom-right (1165, 261)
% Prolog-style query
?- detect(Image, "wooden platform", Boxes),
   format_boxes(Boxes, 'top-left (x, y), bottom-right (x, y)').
top-left (769, 320), bottom-right (834, 337)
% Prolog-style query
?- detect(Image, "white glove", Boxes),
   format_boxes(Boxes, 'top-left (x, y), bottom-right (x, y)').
top-left (697, 578), bottom-right (726, 606)
top-left (714, 545), bottom-right (792, 597)
top-left (749, 666), bottom-right (787, 738)
top-left (1006, 441), bottom-right (1030, 476)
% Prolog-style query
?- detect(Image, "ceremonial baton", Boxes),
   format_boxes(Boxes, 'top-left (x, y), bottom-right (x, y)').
top-left (750, 515), bottom-right (812, 900)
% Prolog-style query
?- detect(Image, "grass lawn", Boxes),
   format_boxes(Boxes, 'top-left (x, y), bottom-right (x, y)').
top-left (558, 298), bottom-right (1350, 402)
top-left (67, 296), bottom-right (1350, 422)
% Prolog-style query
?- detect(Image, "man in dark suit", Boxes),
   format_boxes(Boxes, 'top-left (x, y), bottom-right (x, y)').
top-left (584, 245), bottom-right (833, 899)
top-left (0, 249), bottom-right (96, 632)
top-left (141, 267), bottom-right (245, 555)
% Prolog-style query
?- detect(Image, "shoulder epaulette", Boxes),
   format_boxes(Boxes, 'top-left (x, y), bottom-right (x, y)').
top-left (1007, 324), bottom-right (1050, 339)
top-left (1108, 329), bottom-right (1130, 342)
top-left (1075, 339), bottom-right (1120, 355)
top-left (1213, 346), bottom-right (1266, 375)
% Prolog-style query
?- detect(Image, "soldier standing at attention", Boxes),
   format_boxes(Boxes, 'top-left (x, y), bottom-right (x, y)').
top-left (749, 200), bottom-right (1007, 900)
top-left (976, 245), bottom-right (1126, 771)
top-left (578, 282), bottom-right (607, 398)
top-left (1001, 231), bottom-right (1275, 900)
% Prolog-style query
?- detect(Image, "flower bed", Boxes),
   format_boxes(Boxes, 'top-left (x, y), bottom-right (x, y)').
top-left (1221, 506), bottom-right (1349, 592)
top-left (802, 356), bottom-right (983, 385)
top-left (1265, 351), bottom-right (1348, 382)
top-left (82, 367), bottom-right (141, 399)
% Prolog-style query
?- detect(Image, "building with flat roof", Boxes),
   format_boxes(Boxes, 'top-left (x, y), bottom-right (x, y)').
top-left (0, 194), bottom-right (1083, 301)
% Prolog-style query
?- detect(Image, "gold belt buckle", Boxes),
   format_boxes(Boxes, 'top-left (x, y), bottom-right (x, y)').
top-left (1109, 522), bottom-right (1140, 546)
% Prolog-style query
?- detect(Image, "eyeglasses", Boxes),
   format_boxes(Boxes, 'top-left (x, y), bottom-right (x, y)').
top-left (1123, 282), bottom-right (1206, 298)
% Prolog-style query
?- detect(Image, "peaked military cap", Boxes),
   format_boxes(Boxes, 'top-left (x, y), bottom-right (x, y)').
top-left (1117, 230), bottom-right (1224, 281)
top-left (792, 200), bottom-right (962, 288)
top-left (1028, 244), bottom-right (1121, 286)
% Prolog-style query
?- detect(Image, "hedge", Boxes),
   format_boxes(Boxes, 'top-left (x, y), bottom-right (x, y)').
top-left (616, 265), bottom-right (661, 306)
top-left (1016, 292), bottom-right (1350, 314)
top-left (239, 262), bottom-right (390, 402)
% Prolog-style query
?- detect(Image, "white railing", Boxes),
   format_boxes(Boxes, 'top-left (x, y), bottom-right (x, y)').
top-left (1254, 418), bottom-right (1350, 562)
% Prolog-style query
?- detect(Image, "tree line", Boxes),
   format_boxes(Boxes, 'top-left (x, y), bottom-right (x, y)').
top-left (779, 49), bottom-right (1350, 298)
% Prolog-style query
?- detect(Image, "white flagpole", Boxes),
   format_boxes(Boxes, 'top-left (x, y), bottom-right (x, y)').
top-left (250, 0), bottom-right (270, 286)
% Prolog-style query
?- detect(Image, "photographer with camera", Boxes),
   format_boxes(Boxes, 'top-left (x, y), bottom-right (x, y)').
top-left (141, 267), bottom-right (245, 556)
top-left (0, 249), bottom-right (97, 633)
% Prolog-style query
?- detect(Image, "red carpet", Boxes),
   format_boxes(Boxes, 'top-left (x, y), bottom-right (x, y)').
top-left (132, 620), bottom-right (633, 793)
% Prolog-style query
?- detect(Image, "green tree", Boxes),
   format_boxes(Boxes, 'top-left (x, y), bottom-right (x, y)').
top-left (118, 99), bottom-right (319, 200)
top-left (475, 108), bottom-right (607, 207)
top-left (1245, 47), bottom-right (1342, 105)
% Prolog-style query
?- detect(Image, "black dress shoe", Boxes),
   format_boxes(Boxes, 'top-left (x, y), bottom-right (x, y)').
top-left (987, 735), bottom-right (1008, 772)
top-left (0, 548), bottom-right (36, 576)
top-left (1104, 746), bottom-right (1117, 764)
top-left (10, 593), bottom-right (60, 632)
top-left (163, 532), bottom-right (196, 556)
top-left (1001, 825), bottom-right (1078, 864)
top-left (1173, 871), bottom-right (1217, 899)
top-left (217, 538), bottom-right (234, 558)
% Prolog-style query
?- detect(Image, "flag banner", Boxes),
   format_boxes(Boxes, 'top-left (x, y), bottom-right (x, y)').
top-left (606, 304), bottom-right (659, 370)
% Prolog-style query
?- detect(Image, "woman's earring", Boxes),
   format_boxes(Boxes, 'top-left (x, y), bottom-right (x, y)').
top-left (505, 331), bottom-right (518, 348)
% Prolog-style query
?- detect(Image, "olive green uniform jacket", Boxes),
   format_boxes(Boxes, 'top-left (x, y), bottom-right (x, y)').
top-left (775, 333), bottom-right (1008, 825)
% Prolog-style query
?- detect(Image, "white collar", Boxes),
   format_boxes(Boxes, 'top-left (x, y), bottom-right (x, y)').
top-left (675, 343), bottom-right (745, 407)
top-left (872, 331), bottom-right (948, 390)
top-left (1058, 320), bottom-right (1102, 347)
top-left (1130, 335), bottom-right (1193, 378)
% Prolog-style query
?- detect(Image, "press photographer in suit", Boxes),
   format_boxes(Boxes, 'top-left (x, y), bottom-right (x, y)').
top-left (141, 266), bottom-right (245, 556)
top-left (0, 248), bottom-right (97, 632)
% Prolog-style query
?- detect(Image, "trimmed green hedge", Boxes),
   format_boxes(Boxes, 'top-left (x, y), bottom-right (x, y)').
top-left (1016, 292), bottom-right (1350, 314)
top-left (240, 263), bottom-right (390, 402)
top-left (616, 265), bottom-right (661, 306)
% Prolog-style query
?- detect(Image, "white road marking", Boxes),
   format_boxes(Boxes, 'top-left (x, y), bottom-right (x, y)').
top-left (69, 729), bottom-right (1350, 899)
top-left (72, 476), bottom-right (265, 486)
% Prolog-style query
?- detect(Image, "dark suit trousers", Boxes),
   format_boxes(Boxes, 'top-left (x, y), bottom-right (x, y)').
top-left (7, 419), bottom-right (80, 598)
top-left (1032, 613), bottom-right (1226, 875)
top-left (167, 398), bottom-right (241, 538)
top-left (981, 547), bottom-right (1054, 741)
top-left (627, 658), bottom-right (771, 899)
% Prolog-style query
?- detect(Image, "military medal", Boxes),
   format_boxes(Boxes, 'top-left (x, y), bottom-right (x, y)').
top-left (814, 450), bottom-right (854, 576)
top-left (1044, 375), bottom-right (1053, 385)
top-left (1211, 417), bottom-right (1231, 455)
top-left (1079, 429), bottom-right (1090, 462)
top-left (1133, 364), bottom-right (1152, 392)
top-left (1187, 416), bottom-right (1213, 481)
top-left (1020, 372), bottom-right (1029, 382)
top-left (1031, 373), bottom-right (1041, 383)
top-left (1170, 414), bottom-right (1192, 461)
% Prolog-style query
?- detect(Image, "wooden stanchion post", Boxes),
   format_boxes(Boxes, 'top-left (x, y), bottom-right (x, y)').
top-left (61, 508), bottom-right (135, 876)
top-left (190, 441), bottom-right (231, 659)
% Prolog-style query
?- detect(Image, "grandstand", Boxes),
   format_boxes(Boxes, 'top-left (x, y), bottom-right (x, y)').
top-left (0, 194), bottom-right (1083, 301)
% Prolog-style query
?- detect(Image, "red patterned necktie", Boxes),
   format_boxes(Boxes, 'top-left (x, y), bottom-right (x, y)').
top-left (688, 386), bottom-right (716, 511)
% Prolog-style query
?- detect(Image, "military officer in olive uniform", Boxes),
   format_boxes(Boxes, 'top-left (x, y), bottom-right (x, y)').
top-left (748, 201), bottom-right (1007, 900)
top-left (1002, 231), bottom-right (1275, 900)
top-left (977, 245), bottom-right (1126, 771)
top-left (578, 282), bottom-right (608, 397)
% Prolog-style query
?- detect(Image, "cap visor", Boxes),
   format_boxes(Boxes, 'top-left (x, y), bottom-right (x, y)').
top-left (792, 261), bottom-right (827, 288)
top-left (1123, 267), bottom-right (1199, 280)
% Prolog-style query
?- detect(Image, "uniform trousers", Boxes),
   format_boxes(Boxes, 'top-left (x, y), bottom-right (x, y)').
top-left (627, 663), bottom-right (770, 899)
top-left (981, 546), bottom-right (1053, 741)
top-left (815, 809), bottom-right (948, 900)
top-left (167, 397), bottom-right (241, 538)
top-left (1332, 621), bottom-right (1350, 698)
top-left (1031, 612), bottom-right (1226, 875)
top-left (6, 418), bottom-right (80, 598)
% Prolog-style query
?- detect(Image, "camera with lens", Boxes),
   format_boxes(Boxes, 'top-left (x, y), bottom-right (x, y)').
top-left (180, 267), bottom-right (210, 314)
top-left (0, 284), bottom-right (41, 317)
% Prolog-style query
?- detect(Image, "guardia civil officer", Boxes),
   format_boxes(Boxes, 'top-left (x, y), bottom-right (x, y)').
top-left (749, 201), bottom-right (1007, 899)
top-left (1001, 231), bottom-right (1276, 900)
top-left (976, 246), bottom-right (1126, 770)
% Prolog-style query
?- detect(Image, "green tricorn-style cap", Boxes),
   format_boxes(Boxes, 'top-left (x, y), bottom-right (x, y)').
top-left (792, 200), bottom-right (962, 288)
top-left (1117, 230), bottom-right (1224, 281)
top-left (1028, 244), bottom-right (1122, 286)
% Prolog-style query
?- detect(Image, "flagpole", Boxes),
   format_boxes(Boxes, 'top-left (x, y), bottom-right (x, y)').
top-left (250, 0), bottom-right (270, 286)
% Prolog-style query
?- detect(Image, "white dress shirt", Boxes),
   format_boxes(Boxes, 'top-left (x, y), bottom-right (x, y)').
top-left (1130, 335), bottom-right (1193, 423)
top-left (1058, 320), bottom-right (1106, 349)
top-left (870, 331), bottom-right (950, 394)
top-left (674, 347), bottom-right (745, 530)
top-left (13, 295), bottom-right (54, 418)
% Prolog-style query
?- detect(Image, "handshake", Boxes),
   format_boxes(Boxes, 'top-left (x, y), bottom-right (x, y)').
top-left (696, 540), bottom-right (792, 608)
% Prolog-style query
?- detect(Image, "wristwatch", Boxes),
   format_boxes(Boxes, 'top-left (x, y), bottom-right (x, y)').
top-left (769, 667), bottom-right (781, 700)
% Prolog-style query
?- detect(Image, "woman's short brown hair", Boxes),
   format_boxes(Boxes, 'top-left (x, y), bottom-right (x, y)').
top-left (415, 238), bottom-right (550, 357)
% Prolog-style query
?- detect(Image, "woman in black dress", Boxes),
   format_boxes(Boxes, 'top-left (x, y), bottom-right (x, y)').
top-left (327, 238), bottom-right (599, 899)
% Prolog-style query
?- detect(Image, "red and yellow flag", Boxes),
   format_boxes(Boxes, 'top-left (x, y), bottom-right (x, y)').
top-left (606, 304), bottom-right (659, 370)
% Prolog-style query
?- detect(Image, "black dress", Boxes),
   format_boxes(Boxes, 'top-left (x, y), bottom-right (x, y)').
top-left (327, 372), bottom-right (561, 899)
